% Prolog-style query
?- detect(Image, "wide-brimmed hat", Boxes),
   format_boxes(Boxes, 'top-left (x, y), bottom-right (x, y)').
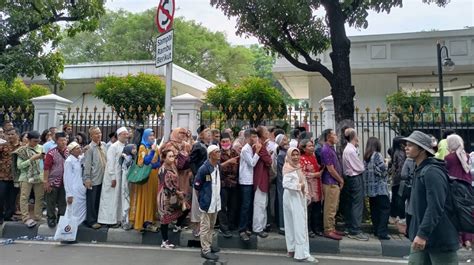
top-left (403, 131), bottom-right (435, 156)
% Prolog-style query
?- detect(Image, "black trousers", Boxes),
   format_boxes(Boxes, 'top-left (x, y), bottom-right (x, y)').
top-left (160, 209), bottom-right (190, 242)
top-left (308, 201), bottom-right (324, 234)
top-left (390, 185), bottom-right (406, 219)
top-left (85, 185), bottom-right (102, 226)
top-left (0, 181), bottom-right (18, 221)
top-left (343, 174), bottom-right (364, 234)
top-left (369, 195), bottom-right (390, 237)
top-left (45, 186), bottom-right (66, 221)
top-left (218, 186), bottom-right (240, 231)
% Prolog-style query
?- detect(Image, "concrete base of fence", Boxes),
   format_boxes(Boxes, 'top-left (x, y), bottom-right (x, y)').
top-left (2, 221), bottom-right (472, 260)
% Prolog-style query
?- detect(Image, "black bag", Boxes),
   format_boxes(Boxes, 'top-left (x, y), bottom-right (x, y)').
top-left (420, 165), bottom-right (474, 233)
top-left (398, 180), bottom-right (412, 201)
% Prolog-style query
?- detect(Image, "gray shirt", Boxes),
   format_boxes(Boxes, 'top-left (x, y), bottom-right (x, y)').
top-left (83, 141), bottom-right (107, 186)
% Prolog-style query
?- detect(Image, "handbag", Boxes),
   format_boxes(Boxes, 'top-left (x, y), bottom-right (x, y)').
top-left (176, 152), bottom-right (190, 170)
top-left (54, 207), bottom-right (79, 242)
top-left (164, 188), bottom-right (182, 211)
top-left (127, 161), bottom-right (152, 184)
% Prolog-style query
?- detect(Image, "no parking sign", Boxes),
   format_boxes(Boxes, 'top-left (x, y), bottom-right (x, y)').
top-left (156, 0), bottom-right (175, 33)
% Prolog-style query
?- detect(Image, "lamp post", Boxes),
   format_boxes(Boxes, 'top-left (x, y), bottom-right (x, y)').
top-left (436, 42), bottom-right (455, 130)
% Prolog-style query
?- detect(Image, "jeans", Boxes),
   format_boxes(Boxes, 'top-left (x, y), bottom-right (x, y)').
top-left (390, 185), bottom-right (406, 219)
top-left (0, 181), bottom-right (17, 221)
top-left (45, 186), bottom-right (66, 222)
top-left (85, 185), bottom-right (102, 226)
top-left (408, 249), bottom-right (458, 265)
top-left (308, 201), bottom-right (324, 234)
top-left (343, 174), bottom-right (364, 234)
top-left (218, 186), bottom-right (239, 231)
top-left (369, 195), bottom-right (390, 237)
top-left (238, 184), bottom-right (254, 232)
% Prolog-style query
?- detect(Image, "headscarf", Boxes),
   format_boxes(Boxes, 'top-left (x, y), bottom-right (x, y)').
top-left (120, 144), bottom-right (136, 166)
top-left (447, 134), bottom-right (471, 173)
top-left (141, 128), bottom-right (154, 149)
top-left (170, 127), bottom-right (184, 143)
top-left (275, 134), bottom-right (286, 146)
top-left (283, 147), bottom-right (301, 175)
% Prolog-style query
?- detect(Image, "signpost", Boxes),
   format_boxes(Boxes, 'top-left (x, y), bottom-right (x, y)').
top-left (155, 0), bottom-right (175, 142)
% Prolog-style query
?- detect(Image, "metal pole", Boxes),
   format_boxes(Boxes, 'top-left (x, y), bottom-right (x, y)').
top-left (163, 62), bottom-right (173, 142)
top-left (437, 43), bottom-right (445, 130)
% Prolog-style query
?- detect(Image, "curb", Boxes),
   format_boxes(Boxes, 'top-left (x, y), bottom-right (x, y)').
top-left (0, 221), bottom-right (439, 259)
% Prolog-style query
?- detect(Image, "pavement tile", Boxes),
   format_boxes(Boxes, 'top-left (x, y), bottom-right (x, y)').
top-left (2, 221), bottom-right (38, 239)
top-left (309, 236), bottom-right (340, 254)
top-left (380, 237), bottom-right (411, 257)
top-left (339, 236), bottom-right (382, 256)
top-left (142, 229), bottom-right (180, 246)
top-left (76, 224), bottom-right (108, 243)
top-left (107, 228), bottom-right (142, 244)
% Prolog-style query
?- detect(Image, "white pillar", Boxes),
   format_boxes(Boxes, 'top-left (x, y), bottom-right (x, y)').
top-left (171, 93), bottom-right (203, 136)
top-left (319, 95), bottom-right (336, 131)
top-left (30, 94), bottom-right (72, 133)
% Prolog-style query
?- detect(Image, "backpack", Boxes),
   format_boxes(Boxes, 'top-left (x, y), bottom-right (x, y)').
top-left (419, 164), bottom-right (474, 233)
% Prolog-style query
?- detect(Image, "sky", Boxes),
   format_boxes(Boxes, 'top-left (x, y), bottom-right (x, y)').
top-left (105, 0), bottom-right (474, 45)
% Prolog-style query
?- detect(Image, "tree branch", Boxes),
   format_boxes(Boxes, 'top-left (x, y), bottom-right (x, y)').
top-left (282, 22), bottom-right (316, 66)
top-left (267, 36), bottom-right (334, 85)
top-left (341, 0), bottom-right (364, 19)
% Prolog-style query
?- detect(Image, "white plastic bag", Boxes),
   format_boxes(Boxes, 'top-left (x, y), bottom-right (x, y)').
top-left (54, 206), bottom-right (79, 241)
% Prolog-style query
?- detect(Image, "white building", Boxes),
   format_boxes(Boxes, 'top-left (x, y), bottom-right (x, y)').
top-left (24, 60), bottom-right (215, 110)
top-left (273, 28), bottom-right (474, 113)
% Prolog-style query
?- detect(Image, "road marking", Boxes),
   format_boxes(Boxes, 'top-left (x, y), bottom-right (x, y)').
top-left (12, 240), bottom-right (408, 263)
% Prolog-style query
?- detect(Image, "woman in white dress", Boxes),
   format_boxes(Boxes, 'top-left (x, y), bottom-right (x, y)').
top-left (282, 147), bottom-right (318, 263)
top-left (63, 142), bottom-right (87, 224)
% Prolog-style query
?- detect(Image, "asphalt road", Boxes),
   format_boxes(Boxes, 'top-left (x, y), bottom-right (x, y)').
top-left (0, 241), bottom-right (412, 265)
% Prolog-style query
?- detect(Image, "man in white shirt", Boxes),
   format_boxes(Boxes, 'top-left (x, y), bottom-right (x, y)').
top-left (238, 128), bottom-right (262, 241)
top-left (193, 145), bottom-right (222, 261)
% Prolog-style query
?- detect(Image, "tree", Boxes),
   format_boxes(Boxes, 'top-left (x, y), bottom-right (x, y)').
top-left (0, 1), bottom-right (105, 88)
top-left (60, 9), bottom-right (256, 84)
top-left (94, 73), bottom-right (165, 124)
top-left (211, 0), bottom-right (449, 128)
top-left (0, 79), bottom-right (50, 109)
top-left (205, 77), bottom-right (287, 127)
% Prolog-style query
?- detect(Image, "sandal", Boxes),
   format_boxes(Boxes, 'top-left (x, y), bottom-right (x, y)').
top-left (25, 219), bottom-right (37, 228)
top-left (309, 231), bottom-right (316, 238)
top-left (144, 224), bottom-right (159, 233)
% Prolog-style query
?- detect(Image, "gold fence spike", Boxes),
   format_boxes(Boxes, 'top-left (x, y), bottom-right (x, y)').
top-left (253, 113), bottom-right (257, 120)
top-left (219, 104), bottom-right (223, 112)
top-left (228, 105), bottom-right (233, 112)
top-left (238, 105), bottom-right (243, 113)
top-left (156, 105), bottom-right (161, 112)
top-left (408, 105), bottom-right (413, 113)
top-left (419, 105), bottom-right (425, 113)
top-left (248, 105), bottom-right (253, 112)
top-left (147, 105), bottom-right (152, 112)
top-left (366, 107), bottom-right (370, 113)
top-left (258, 105), bottom-right (262, 112)
top-left (267, 105), bottom-right (272, 113)
top-left (138, 105), bottom-right (143, 113)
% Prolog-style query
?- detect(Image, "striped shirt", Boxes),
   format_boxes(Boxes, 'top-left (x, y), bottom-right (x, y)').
top-left (44, 147), bottom-right (69, 187)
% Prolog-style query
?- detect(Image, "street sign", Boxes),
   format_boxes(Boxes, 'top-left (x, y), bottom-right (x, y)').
top-left (155, 30), bottom-right (173, 68)
top-left (156, 0), bottom-right (175, 33)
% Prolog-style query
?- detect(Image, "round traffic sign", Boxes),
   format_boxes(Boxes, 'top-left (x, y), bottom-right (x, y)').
top-left (156, 0), bottom-right (175, 33)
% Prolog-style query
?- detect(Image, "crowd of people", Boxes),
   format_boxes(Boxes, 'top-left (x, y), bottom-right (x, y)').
top-left (0, 121), bottom-right (472, 263)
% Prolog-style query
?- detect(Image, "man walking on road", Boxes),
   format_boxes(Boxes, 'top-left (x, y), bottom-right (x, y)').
top-left (342, 128), bottom-right (369, 241)
top-left (404, 131), bottom-right (459, 265)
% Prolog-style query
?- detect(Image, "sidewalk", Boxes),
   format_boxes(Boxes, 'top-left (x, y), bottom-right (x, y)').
top-left (1, 221), bottom-right (472, 260)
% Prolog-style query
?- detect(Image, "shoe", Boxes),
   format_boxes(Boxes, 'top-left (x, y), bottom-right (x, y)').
top-left (308, 231), bottom-right (316, 238)
top-left (278, 229), bottom-right (285, 235)
top-left (161, 240), bottom-right (175, 249)
top-left (201, 250), bottom-right (219, 261)
top-left (109, 223), bottom-right (120, 229)
top-left (255, 231), bottom-right (268, 238)
top-left (324, 232), bottom-right (342, 240)
top-left (287, 251), bottom-right (295, 258)
top-left (193, 228), bottom-right (200, 238)
top-left (0, 219), bottom-right (3, 225)
top-left (91, 223), bottom-right (102, 229)
top-left (245, 230), bottom-right (252, 236)
top-left (378, 235), bottom-right (391, 240)
top-left (240, 232), bottom-right (250, 241)
top-left (173, 225), bottom-right (182, 233)
top-left (297, 256), bottom-right (319, 263)
top-left (334, 230), bottom-right (346, 236)
top-left (211, 246), bottom-right (220, 253)
top-left (220, 229), bottom-right (232, 238)
top-left (348, 233), bottom-right (369, 241)
top-left (60, 240), bottom-right (78, 244)
top-left (47, 219), bottom-right (56, 228)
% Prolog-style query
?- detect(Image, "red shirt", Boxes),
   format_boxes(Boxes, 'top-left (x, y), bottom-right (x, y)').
top-left (253, 143), bottom-right (272, 193)
top-left (44, 147), bottom-right (69, 187)
top-left (300, 153), bottom-right (323, 202)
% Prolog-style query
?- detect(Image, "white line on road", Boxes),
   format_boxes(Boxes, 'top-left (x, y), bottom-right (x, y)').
top-left (12, 240), bottom-right (408, 264)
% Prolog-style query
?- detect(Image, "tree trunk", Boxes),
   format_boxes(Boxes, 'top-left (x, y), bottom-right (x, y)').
top-left (323, 0), bottom-right (355, 129)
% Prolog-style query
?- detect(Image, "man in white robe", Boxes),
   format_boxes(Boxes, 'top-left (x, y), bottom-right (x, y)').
top-left (98, 127), bottom-right (128, 226)
top-left (64, 142), bottom-right (87, 224)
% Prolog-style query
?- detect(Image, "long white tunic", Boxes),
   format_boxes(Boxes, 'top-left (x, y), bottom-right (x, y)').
top-left (64, 155), bottom-right (87, 224)
top-left (282, 169), bottom-right (311, 260)
top-left (98, 141), bottom-right (125, 224)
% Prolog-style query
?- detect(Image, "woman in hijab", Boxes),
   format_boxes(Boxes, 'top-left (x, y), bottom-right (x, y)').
top-left (119, 144), bottom-right (137, 230)
top-left (275, 133), bottom-right (289, 235)
top-left (282, 147), bottom-right (318, 263)
top-left (445, 134), bottom-right (472, 250)
top-left (161, 127), bottom-right (192, 231)
top-left (129, 128), bottom-right (161, 232)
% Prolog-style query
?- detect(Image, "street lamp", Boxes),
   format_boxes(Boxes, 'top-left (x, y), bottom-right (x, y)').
top-left (436, 42), bottom-right (455, 129)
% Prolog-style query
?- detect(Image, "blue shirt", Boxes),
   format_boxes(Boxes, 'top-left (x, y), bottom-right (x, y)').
top-left (43, 140), bottom-right (57, 154)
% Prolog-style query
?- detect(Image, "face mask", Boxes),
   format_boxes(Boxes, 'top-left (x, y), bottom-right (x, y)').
top-left (221, 143), bottom-right (231, 150)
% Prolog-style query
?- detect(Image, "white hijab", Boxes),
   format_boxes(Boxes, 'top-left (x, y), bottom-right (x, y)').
top-left (447, 134), bottom-right (471, 173)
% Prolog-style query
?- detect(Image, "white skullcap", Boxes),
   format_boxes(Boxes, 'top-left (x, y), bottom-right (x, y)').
top-left (207, 145), bottom-right (220, 157)
top-left (67, 141), bottom-right (80, 152)
top-left (116, 127), bottom-right (128, 136)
